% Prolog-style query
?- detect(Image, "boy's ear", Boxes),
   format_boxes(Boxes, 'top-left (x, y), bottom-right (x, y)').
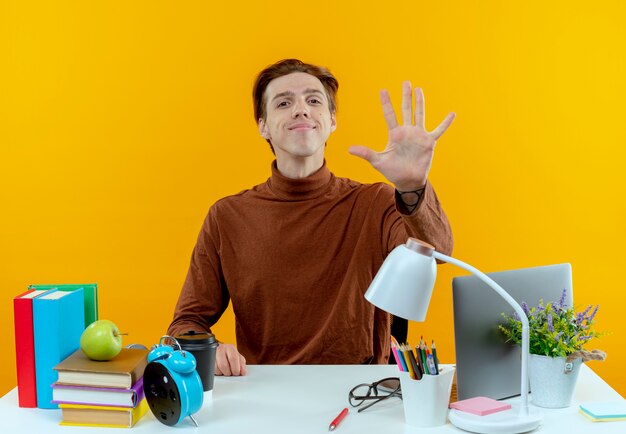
top-left (330, 112), bottom-right (337, 133)
top-left (258, 118), bottom-right (270, 140)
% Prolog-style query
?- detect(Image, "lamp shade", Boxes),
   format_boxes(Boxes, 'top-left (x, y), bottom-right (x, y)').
top-left (364, 240), bottom-right (437, 321)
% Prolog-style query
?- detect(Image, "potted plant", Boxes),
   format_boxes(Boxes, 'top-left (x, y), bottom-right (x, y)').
top-left (499, 288), bottom-right (606, 408)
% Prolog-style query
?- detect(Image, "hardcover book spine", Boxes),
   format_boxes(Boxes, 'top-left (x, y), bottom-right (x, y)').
top-left (133, 377), bottom-right (145, 405)
top-left (51, 377), bottom-right (145, 407)
top-left (13, 290), bottom-right (47, 407)
top-left (33, 289), bottom-right (85, 409)
top-left (59, 398), bottom-right (149, 428)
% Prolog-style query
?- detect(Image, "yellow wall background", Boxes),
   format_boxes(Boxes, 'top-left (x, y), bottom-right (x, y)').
top-left (1, 1), bottom-right (624, 398)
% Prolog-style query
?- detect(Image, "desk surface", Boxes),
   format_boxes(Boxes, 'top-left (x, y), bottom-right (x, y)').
top-left (1, 364), bottom-right (624, 433)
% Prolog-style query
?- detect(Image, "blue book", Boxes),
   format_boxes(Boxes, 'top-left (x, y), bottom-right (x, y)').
top-left (33, 289), bottom-right (85, 409)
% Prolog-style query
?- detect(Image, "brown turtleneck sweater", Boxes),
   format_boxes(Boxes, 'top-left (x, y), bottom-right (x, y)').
top-left (168, 161), bottom-right (452, 364)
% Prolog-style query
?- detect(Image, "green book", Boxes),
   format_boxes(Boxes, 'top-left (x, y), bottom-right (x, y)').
top-left (28, 284), bottom-right (98, 327)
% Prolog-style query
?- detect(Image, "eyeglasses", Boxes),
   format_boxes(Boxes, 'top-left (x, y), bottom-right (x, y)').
top-left (348, 377), bottom-right (402, 412)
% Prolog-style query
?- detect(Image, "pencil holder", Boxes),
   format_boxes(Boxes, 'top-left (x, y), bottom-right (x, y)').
top-left (399, 365), bottom-right (455, 427)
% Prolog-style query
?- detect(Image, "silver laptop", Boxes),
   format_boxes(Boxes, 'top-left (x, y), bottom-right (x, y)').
top-left (452, 263), bottom-right (573, 400)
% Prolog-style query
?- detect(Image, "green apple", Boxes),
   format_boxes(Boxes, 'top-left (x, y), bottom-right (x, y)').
top-left (80, 319), bottom-right (124, 361)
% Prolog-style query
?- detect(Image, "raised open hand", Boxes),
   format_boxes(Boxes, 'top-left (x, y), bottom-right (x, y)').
top-left (349, 81), bottom-right (455, 191)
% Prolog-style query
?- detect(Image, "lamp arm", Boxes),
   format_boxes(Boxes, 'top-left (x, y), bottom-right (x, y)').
top-left (433, 251), bottom-right (530, 415)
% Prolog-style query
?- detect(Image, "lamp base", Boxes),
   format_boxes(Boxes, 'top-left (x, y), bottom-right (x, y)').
top-left (449, 404), bottom-right (542, 434)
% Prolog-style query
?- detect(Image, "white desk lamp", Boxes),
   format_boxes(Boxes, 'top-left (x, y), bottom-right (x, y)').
top-left (365, 238), bottom-right (542, 434)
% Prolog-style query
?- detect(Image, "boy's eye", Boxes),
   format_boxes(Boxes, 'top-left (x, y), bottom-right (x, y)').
top-left (308, 98), bottom-right (321, 104)
top-left (277, 101), bottom-right (289, 108)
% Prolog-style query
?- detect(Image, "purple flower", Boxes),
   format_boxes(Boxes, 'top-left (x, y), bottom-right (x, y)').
top-left (588, 305), bottom-right (599, 323)
top-left (577, 335), bottom-right (593, 342)
top-left (558, 288), bottom-right (568, 308)
top-left (521, 301), bottom-right (530, 316)
top-left (554, 332), bottom-right (563, 342)
top-left (513, 312), bottom-right (520, 321)
top-left (581, 305), bottom-right (592, 318)
top-left (575, 305), bottom-right (592, 326)
top-left (547, 314), bottom-right (554, 333)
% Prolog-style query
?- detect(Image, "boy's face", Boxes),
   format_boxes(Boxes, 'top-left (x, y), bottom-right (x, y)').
top-left (258, 72), bottom-right (336, 162)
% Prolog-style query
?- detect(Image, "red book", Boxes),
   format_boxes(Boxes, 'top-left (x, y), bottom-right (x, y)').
top-left (13, 289), bottom-right (50, 407)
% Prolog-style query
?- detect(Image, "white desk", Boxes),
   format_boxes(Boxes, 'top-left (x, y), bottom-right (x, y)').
top-left (1, 364), bottom-right (624, 433)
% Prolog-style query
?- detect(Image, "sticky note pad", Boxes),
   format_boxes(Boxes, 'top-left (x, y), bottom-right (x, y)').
top-left (580, 401), bottom-right (626, 419)
top-left (579, 409), bottom-right (626, 422)
top-left (449, 396), bottom-right (512, 416)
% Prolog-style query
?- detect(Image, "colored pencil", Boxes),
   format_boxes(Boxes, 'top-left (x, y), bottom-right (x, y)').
top-left (401, 345), bottom-right (417, 379)
top-left (406, 347), bottom-right (422, 380)
top-left (390, 341), bottom-right (404, 371)
top-left (431, 340), bottom-right (439, 373)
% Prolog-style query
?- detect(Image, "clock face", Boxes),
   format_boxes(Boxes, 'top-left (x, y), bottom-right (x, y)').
top-left (144, 361), bottom-right (182, 426)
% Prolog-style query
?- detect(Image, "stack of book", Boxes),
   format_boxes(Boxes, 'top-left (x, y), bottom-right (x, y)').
top-left (13, 283), bottom-right (98, 408)
top-left (14, 287), bottom-right (86, 408)
top-left (52, 348), bottom-right (150, 428)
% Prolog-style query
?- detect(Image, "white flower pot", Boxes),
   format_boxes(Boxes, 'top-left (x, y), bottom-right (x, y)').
top-left (529, 354), bottom-right (582, 408)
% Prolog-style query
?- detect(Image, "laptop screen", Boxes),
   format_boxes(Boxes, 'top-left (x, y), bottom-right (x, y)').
top-left (452, 263), bottom-right (573, 400)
